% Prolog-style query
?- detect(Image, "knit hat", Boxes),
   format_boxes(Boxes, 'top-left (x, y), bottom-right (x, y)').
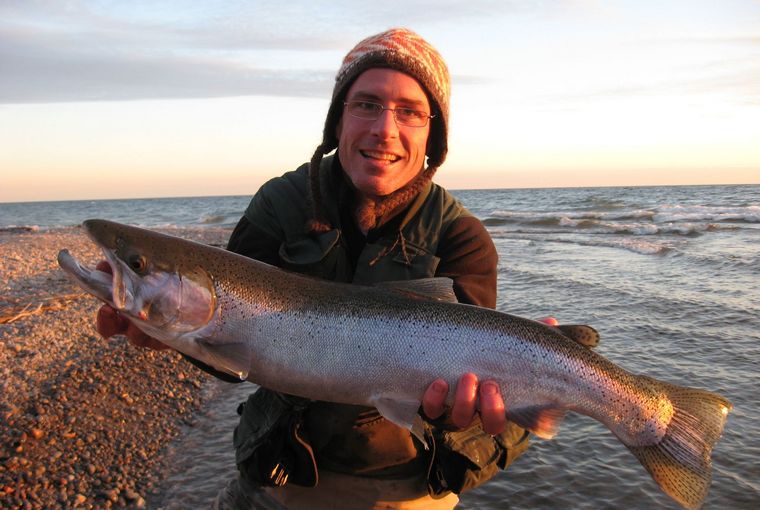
top-left (308, 28), bottom-right (451, 233)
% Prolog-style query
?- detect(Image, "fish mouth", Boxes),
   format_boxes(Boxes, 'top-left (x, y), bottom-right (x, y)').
top-left (57, 249), bottom-right (115, 304)
top-left (57, 232), bottom-right (196, 334)
top-left (57, 229), bottom-right (134, 312)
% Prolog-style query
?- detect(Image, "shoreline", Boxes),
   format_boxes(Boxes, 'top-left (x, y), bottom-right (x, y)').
top-left (0, 227), bottom-right (231, 509)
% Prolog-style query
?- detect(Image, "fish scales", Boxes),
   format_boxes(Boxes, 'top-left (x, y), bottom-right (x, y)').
top-left (57, 219), bottom-right (732, 510)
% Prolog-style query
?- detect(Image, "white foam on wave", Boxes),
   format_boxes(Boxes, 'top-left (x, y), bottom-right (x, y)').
top-left (600, 237), bottom-right (672, 255)
top-left (0, 225), bottom-right (40, 233)
top-left (569, 236), bottom-right (669, 255)
top-left (654, 205), bottom-right (760, 223)
top-left (491, 209), bottom-right (656, 222)
top-left (199, 213), bottom-right (227, 225)
top-left (489, 205), bottom-right (760, 230)
top-left (491, 231), bottom-right (672, 255)
top-left (497, 220), bottom-right (725, 236)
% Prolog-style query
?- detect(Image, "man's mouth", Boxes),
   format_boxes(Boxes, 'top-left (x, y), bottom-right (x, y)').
top-left (360, 150), bottom-right (402, 163)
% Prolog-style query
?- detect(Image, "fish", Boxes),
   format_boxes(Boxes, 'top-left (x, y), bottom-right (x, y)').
top-left (57, 219), bottom-right (731, 510)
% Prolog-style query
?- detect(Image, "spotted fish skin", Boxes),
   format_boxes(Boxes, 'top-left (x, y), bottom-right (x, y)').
top-left (57, 219), bottom-right (732, 510)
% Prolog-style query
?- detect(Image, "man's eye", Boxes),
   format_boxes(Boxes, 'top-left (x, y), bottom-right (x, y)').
top-left (397, 108), bottom-right (423, 119)
top-left (356, 101), bottom-right (380, 111)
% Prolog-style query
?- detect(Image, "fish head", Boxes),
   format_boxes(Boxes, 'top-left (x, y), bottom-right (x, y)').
top-left (58, 219), bottom-right (216, 342)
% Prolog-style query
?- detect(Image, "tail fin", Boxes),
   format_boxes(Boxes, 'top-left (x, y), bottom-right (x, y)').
top-left (627, 383), bottom-right (732, 510)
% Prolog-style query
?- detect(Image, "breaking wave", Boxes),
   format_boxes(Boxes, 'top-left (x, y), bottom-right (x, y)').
top-left (484, 220), bottom-right (729, 237)
top-left (481, 203), bottom-right (757, 242)
top-left (488, 205), bottom-right (758, 225)
top-left (489, 231), bottom-right (674, 255)
top-left (489, 209), bottom-right (657, 223)
top-left (478, 195), bottom-right (759, 256)
top-left (653, 204), bottom-right (760, 223)
top-left (199, 213), bottom-right (228, 225)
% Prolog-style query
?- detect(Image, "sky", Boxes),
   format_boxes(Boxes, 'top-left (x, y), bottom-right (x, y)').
top-left (1, 0), bottom-right (759, 202)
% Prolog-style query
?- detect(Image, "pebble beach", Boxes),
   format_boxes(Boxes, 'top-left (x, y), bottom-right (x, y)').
top-left (1, 185), bottom-right (757, 509)
top-left (0, 226), bottom-right (230, 509)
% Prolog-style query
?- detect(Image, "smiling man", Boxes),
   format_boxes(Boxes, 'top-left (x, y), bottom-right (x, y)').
top-left (97, 28), bottom-right (530, 510)
top-left (216, 28), bottom-right (530, 510)
top-left (303, 29), bottom-right (451, 238)
top-left (338, 68), bottom-right (433, 210)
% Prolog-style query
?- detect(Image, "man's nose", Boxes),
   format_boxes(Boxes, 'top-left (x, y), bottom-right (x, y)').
top-left (370, 108), bottom-right (399, 138)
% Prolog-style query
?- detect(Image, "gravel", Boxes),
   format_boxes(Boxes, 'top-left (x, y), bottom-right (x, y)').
top-left (0, 226), bottom-right (231, 509)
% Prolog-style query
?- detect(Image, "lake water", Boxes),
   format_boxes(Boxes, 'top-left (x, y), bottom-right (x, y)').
top-left (3, 184), bottom-right (758, 508)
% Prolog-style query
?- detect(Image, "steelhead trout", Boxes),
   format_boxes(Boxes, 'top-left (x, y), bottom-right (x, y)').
top-left (57, 219), bottom-right (731, 510)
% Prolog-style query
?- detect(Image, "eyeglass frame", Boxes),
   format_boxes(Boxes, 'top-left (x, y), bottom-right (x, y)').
top-left (342, 100), bottom-right (435, 128)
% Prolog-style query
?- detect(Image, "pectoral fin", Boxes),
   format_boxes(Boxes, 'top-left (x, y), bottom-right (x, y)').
top-left (371, 396), bottom-right (428, 448)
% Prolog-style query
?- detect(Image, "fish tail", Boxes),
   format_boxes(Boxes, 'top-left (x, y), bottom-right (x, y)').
top-left (627, 382), bottom-right (732, 510)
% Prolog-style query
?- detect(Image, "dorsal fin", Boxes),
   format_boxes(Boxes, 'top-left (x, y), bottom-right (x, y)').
top-left (375, 277), bottom-right (458, 303)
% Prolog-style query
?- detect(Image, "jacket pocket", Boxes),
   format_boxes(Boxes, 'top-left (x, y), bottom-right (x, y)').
top-left (278, 229), bottom-right (351, 281)
top-left (234, 388), bottom-right (318, 487)
top-left (425, 419), bottom-right (529, 496)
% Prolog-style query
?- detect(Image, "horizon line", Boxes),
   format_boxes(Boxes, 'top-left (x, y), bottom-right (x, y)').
top-left (2, 181), bottom-right (758, 205)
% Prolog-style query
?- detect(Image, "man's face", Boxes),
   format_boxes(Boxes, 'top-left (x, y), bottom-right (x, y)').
top-left (336, 68), bottom-right (431, 198)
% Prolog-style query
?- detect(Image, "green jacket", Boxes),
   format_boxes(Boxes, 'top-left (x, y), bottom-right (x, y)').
top-left (245, 155), bottom-right (473, 284)
top-left (227, 156), bottom-right (529, 495)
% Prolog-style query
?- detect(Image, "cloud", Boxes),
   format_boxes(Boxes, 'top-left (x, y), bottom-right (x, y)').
top-left (0, 2), bottom-right (344, 104)
top-left (0, 24), bottom-right (335, 103)
top-left (689, 62), bottom-right (760, 106)
top-left (0, 0), bottom-right (534, 103)
top-left (532, 68), bottom-right (760, 112)
top-left (529, 35), bottom-right (760, 110)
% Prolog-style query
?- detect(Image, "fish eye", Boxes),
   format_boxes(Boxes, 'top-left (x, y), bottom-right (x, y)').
top-left (127, 254), bottom-right (147, 273)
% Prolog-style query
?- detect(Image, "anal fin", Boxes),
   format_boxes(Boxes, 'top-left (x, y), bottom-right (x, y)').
top-left (556, 324), bottom-right (600, 348)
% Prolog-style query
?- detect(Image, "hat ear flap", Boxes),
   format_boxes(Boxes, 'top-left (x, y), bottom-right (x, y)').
top-left (425, 113), bottom-right (446, 168)
top-left (320, 90), bottom-right (347, 155)
top-left (335, 115), bottom-right (343, 141)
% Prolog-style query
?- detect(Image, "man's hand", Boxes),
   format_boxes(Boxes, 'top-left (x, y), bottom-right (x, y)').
top-left (94, 261), bottom-right (169, 350)
top-left (421, 316), bottom-right (559, 435)
top-left (422, 374), bottom-right (506, 434)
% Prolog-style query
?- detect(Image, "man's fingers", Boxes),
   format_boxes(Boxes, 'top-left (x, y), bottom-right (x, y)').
top-left (424, 375), bottom-right (508, 434)
top-left (96, 305), bottom-right (127, 338)
top-left (539, 316), bottom-right (559, 326)
top-left (422, 378), bottom-right (449, 420)
top-left (97, 304), bottom-right (169, 350)
top-left (479, 381), bottom-right (506, 435)
top-left (451, 373), bottom-right (478, 429)
top-left (93, 268), bottom-right (169, 350)
top-left (125, 322), bottom-right (169, 350)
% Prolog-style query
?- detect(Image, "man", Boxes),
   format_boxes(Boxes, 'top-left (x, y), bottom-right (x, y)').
top-left (97, 28), bottom-right (531, 509)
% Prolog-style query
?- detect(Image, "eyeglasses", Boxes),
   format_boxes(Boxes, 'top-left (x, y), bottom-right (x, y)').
top-left (343, 101), bottom-right (434, 128)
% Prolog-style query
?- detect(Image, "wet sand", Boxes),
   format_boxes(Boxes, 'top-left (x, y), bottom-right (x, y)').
top-left (0, 227), bottom-right (230, 509)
